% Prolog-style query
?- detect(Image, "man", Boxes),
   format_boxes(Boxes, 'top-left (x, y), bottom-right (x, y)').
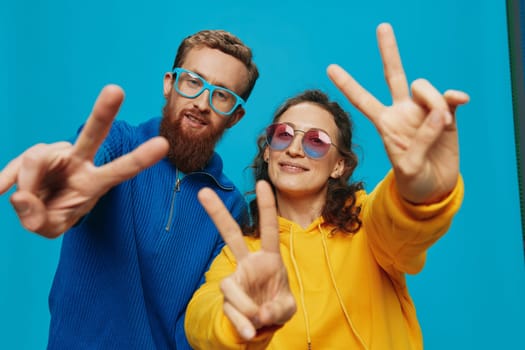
top-left (0, 30), bottom-right (259, 349)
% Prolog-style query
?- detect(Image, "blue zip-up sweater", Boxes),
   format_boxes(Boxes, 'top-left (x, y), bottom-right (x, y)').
top-left (47, 117), bottom-right (247, 349)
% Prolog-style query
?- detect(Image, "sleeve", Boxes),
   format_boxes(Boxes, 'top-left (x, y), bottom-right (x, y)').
top-left (185, 243), bottom-right (275, 350)
top-left (363, 170), bottom-right (464, 275)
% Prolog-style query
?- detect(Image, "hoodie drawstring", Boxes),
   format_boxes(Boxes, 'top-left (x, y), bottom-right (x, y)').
top-left (319, 224), bottom-right (369, 350)
top-left (289, 223), bottom-right (369, 350)
top-left (289, 226), bottom-right (312, 350)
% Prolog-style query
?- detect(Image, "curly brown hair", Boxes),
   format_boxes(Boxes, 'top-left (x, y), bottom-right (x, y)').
top-left (245, 90), bottom-right (364, 237)
top-left (172, 30), bottom-right (259, 101)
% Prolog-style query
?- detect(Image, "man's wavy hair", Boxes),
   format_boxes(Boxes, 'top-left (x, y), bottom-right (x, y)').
top-left (172, 30), bottom-right (259, 101)
top-left (245, 90), bottom-right (364, 237)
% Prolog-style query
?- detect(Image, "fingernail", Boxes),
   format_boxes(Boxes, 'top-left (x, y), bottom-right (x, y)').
top-left (241, 327), bottom-right (255, 339)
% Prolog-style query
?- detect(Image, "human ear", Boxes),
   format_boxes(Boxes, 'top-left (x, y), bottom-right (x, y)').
top-left (226, 107), bottom-right (245, 128)
top-left (163, 72), bottom-right (174, 98)
top-left (263, 147), bottom-right (270, 163)
top-left (330, 159), bottom-right (345, 179)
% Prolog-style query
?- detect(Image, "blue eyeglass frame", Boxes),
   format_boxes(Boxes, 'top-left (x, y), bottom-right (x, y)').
top-left (172, 67), bottom-right (246, 116)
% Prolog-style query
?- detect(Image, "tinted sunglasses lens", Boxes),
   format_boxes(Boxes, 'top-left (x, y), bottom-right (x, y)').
top-left (266, 123), bottom-right (294, 150)
top-left (303, 130), bottom-right (332, 158)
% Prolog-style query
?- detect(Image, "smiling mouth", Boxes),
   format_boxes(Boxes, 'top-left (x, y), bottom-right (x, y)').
top-left (183, 111), bottom-right (207, 127)
top-left (279, 162), bottom-right (309, 172)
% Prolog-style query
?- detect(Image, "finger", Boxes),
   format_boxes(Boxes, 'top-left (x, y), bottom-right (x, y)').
top-left (11, 188), bottom-right (81, 238)
top-left (198, 187), bottom-right (250, 260)
top-left (444, 89), bottom-right (470, 115)
top-left (17, 142), bottom-right (72, 193)
top-left (221, 277), bottom-right (259, 321)
top-left (327, 64), bottom-right (385, 124)
top-left (223, 302), bottom-right (256, 340)
top-left (411, 79), bottom-right (452, 124)
top-left (377, 23), bottom-right (410, 102)
top-left (401, 109), bottom-right (447, 172)
top-left (0, 156), bottom-right (22, 195)
top-left (96, 136), bottom-right (169, 190)
top-left (259, 294), bottom-right (297, 326)
top-left (256, 181), bottom-right (280, 253)
top-left (411, 79), bottom-right (449, 109)
top-left (73, 85), bottom-right (125, 161)
top-left (9, 190), bottom-right (49, 235)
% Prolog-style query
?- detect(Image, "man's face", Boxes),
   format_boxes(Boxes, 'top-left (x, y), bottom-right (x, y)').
top-left (160, 47), bottom-right (248, 172)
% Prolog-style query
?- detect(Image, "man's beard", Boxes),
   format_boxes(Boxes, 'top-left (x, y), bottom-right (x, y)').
top-left (159, 103), bottom-right (226, 173)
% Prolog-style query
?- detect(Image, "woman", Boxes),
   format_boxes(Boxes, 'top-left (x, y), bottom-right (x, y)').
top-left (185, 23), bottom-right (469, 350)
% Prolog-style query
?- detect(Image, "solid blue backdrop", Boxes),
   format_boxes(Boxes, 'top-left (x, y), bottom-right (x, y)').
top-left (2, 0), bottom-right (524, 349)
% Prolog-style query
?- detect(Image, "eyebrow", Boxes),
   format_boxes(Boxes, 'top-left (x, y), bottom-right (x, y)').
top-left (281, 121), bottom-right (296, 128)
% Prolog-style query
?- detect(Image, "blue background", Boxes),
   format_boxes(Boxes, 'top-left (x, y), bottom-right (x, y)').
top-left (2, 0), bottom-right (524, 349)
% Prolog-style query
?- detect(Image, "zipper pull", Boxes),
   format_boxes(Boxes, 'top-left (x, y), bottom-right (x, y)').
top-left (165, 178), bottom-right (180, 232)
top-left (175, 167), bottom-right (182, 192)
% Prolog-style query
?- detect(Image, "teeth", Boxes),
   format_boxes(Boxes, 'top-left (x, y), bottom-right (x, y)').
top-left (283, 164), bottom-right (305, 170)
top-left (186, 113), bottom-right (204, 125)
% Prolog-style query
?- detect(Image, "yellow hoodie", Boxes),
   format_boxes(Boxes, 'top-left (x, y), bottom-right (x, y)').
top-left (185, 171), bottom-right (464, 350)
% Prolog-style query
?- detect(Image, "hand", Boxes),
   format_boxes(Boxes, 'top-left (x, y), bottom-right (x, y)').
top-left (198, 181), bottom-right (296, 341)
top-left (0, 85), bottom-right (169, 237)
top-left (327, 23), bottom-right (470, 204)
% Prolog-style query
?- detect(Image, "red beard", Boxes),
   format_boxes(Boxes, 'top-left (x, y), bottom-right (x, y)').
top-left (159, 103), bottom-right (226, 173)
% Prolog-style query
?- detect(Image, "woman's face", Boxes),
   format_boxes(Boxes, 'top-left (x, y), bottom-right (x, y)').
top-left (265, 102), bottom-right (344, 199)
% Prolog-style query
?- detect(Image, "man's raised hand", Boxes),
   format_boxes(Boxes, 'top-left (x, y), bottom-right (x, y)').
top-left (0, 85), bottom-right (169, 237)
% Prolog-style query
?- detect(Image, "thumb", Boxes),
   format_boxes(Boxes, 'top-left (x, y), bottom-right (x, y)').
top-left (97, 136), bottom-right (169, 189)
top-left (401, 109), bottom-right (448, 171)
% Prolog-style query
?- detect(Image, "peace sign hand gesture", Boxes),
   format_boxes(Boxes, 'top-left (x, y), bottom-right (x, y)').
top-left (0, 85), bottom-right (169, 237)
top-left (328, 23), bottom-right (470, 204)
top-left (198, 181), bottom-right (297, 341)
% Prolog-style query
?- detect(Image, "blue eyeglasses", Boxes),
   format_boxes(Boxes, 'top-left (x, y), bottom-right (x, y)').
top-left (172, 67), bottom-right (246, 116)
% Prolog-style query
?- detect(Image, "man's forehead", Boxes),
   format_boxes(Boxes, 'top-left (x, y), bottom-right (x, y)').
top-left (181, 47), bottom-right (248, 89)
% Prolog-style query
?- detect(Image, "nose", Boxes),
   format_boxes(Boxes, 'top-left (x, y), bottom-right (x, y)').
top-left (285, 133), bottom-right (305, 158)
top-left (192, 88), bottom-right (211, 112)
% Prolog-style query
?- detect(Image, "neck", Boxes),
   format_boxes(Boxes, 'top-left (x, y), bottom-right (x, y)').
top-left (276, 191), bottom-right (327, 229)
